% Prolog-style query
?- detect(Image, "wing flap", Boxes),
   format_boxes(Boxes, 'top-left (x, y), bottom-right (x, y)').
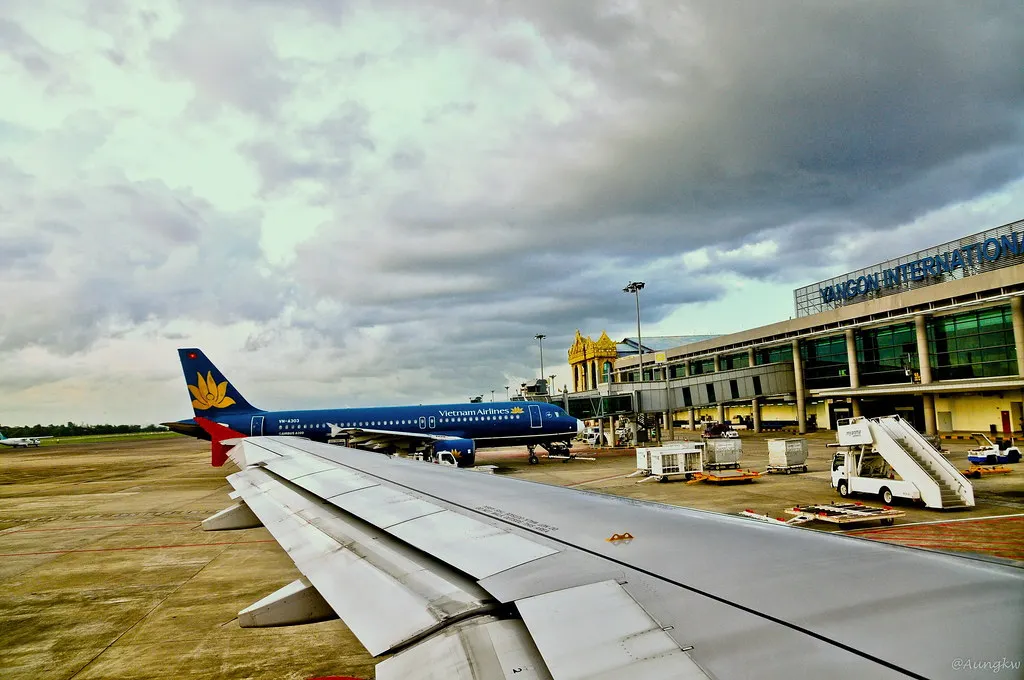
top-left (289, 466), bottom-right (379, 498)
top-left (229, 466), bottom-right (495, 655)
top-left (263, 455), bottom-right (336, 480)
top-left (516, 580), bottom-right (710, 680)
top-left (376, 616), bottom-right (553, 680)
top-left (388, 510), bottom-right (559, 580)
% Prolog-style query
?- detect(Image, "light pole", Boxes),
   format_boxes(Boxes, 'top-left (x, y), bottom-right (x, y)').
top-left (491, 389), bottom-right (495, 402)
top-left (535, 334), bottom-right (546, 382)
top-left (623, 281), bottom-right (645, 381)
top-left (550, 374), bottom-right (557, 397)
top-left (504, 385), bottom-right (509, 400)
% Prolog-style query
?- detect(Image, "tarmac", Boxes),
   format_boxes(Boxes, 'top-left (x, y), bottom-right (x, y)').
top-left (1, 431), bottom-right (1021, 679)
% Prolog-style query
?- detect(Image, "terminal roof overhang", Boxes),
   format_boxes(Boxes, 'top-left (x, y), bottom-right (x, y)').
top-left (812, 376), bottom-right (1024, 399)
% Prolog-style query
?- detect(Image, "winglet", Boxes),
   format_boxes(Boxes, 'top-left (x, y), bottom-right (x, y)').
top-left (194, 417), bottom-right (247, 467)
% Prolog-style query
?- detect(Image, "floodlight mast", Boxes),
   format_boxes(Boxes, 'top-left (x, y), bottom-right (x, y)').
top-left (623, 281), bottom-right (645, 382)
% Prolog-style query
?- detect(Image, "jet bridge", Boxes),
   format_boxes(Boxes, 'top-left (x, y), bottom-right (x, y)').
top-left (837, 415), bottom-right (974, 509)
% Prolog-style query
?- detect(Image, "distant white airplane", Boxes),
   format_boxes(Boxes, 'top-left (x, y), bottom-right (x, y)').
top-left (0, 432), bottom-right (53, 448)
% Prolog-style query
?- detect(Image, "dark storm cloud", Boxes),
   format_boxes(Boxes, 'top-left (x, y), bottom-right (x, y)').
top-left (363, 0), bottom-right (1024, 280)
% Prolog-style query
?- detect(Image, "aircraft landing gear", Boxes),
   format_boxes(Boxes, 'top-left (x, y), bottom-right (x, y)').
top-left (527, 444), bottom-right (539, 465)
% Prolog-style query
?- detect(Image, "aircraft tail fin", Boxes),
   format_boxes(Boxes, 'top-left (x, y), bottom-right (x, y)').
top-left (178, 348), bottom-right (262, 417)
top-left (194, 417), bottom-right (247, 467)
top-left (0, 432), bottom-right (5, 440)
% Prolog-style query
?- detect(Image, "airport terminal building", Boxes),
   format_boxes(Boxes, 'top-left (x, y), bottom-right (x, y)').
top-left (566, 220), bottom-right (1024, 438)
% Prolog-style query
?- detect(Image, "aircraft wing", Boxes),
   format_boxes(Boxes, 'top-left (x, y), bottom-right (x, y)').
top-left (211, 435), bottom-right (1023, 679)
top-left (327, 424), bottom-right (459, 451)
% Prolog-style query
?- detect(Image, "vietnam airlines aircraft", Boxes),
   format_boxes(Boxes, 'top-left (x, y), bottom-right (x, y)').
top-left (165, 348), bottom-right (583, 466)
top-left (0, 432), bottom-right (53, 448)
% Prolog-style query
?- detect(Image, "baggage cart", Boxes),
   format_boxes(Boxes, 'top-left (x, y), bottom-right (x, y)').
top-left (767, 438), bottom-right (808, 474)
top-left (703, 439), bottom-right (742, 470)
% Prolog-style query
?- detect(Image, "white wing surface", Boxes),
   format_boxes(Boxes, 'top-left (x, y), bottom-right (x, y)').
top-left (206, 436), bottom-right (1023, 680)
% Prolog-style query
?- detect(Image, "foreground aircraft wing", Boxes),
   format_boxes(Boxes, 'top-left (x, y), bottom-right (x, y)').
top-left (207, 435), bottom-right (1023, 679)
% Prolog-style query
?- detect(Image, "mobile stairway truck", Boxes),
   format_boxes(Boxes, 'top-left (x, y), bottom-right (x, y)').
top-left (831, 415), bottom-right (974, 509)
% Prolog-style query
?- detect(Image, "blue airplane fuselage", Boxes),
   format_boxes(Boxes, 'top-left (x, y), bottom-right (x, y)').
top-left (182, 401), bottom-right (578, 447)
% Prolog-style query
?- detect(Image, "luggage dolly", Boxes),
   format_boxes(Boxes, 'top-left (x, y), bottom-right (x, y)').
top-left (765, 463), bottom-right (808, 474)
top-left (740, 502), bottom-right (904, 527)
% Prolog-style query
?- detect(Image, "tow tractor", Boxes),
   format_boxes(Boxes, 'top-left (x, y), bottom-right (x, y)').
top-left (966, 433), bottom-right (1021, 465)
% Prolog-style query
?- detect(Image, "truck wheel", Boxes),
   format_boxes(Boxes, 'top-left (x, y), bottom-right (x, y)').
top-left (880, 487), bottom-right (893, 504)
top-left (837, 480), bottom-right (849, 497)
top-left (881, 518), bottom-right (895, 526)
top-left (528, 454), bottom-right (539, 465)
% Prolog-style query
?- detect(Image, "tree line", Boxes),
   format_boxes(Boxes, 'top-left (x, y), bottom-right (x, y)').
top-left (0, 422), bottom-right (169, 437)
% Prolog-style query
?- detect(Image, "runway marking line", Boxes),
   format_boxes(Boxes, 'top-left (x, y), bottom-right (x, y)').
top-left (4, 521), bottom-right (199, 533)
top-left (567, 473), bottom-right (630, 488)
top-left (847, 513), bottom-right (1024, 532)
top-left (0, 539), bottom-right (275, 557)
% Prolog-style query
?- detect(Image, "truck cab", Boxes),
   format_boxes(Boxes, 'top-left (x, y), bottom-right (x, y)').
top-left (830, 447), bottom-right (921, 505)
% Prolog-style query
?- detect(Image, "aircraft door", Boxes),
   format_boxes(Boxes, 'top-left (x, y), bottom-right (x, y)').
top-left (251, 416), bottom-right (264, 436)
top-left (418, 416), bottom-right (426, 430)
top-left (429, 416), bottom-right (436, 429)
top-left (529, 404), bottom-right (542, 428)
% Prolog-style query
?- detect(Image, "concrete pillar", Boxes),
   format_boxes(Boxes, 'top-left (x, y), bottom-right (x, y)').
top-left (914, 314), bottom-right (936, 435)
top-left (717, 404), bottom-right (726, 423)
top-left (844, 328), bottom-right (862, 420)
top-left (1012, 296), bottom-right (1024, 377)
top-left (608, 417), bottom-right (615, 445)
top-left (922, 394), bottom-right (937, 436)
top-left (664, 410), bottom-right (674, 441)
top-left (844, 328), bottom-right (860, 389)
top-left (688, 408), bottom-right (696, 430)
top-left (914, 314), bottom-right (932, 385)
top-left (751, 397), bottom-right (761, 433)
top-left (792, 338), bottom-right (807, 434)
top-left (713, 354), bottom-right (721, 372)
top-left (747, 347), bottom-right (755, 368)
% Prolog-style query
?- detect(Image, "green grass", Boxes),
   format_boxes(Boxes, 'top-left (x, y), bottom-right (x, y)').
top-left (29, 431), bottom-right (183, 445)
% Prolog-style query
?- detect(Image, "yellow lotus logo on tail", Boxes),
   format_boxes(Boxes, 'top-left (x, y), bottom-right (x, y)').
top-left (510, 407), bottom-right (524, 414)
top-left (189, 371), bottom-right (236, 410)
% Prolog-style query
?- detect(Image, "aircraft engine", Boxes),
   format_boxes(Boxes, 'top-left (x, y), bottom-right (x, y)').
top-left (432, 438), bottom-right (476, 467)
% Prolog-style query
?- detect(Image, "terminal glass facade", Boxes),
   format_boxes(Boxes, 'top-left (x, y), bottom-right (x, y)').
top-left (801, 336), bottom-right (849, 388)
top-left (857, 323), bottom-right (917, 386)
top-left (721, 352), bottom-right (749, 370)
top-left (928, 306), bottom-right (1018, 380)
top-left (755, 344), bottom-right (793, 365)
top-left (689, 358), bottom-right (716, 375)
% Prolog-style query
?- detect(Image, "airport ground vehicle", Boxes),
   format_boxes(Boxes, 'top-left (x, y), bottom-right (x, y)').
top-left (967, 433), bottom-right (1022, 465)
top-left (831, 416), bottom-right (974, 509)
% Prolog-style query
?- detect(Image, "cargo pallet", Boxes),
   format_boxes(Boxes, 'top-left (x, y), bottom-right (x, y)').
top-left (686, 469), bottom-right (761, 484)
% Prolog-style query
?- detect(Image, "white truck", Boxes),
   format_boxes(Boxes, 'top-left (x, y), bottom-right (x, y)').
top-left (831, 416), bottom-right (974, 509)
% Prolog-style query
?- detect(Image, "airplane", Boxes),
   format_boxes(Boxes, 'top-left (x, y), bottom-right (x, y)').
top-left (194, 419), bottom-right (1023, 679)
top-left (0, 432), bottom-right (53, 448)
top-left (164, 348), bottom-right (583, 466)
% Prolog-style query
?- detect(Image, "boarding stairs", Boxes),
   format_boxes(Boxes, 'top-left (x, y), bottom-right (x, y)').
top-left (869, 416), bottom-right (974, 509)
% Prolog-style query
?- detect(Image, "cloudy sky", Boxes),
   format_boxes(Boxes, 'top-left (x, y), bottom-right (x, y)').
top-left (1, 0), bottom-right (1022, 425)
